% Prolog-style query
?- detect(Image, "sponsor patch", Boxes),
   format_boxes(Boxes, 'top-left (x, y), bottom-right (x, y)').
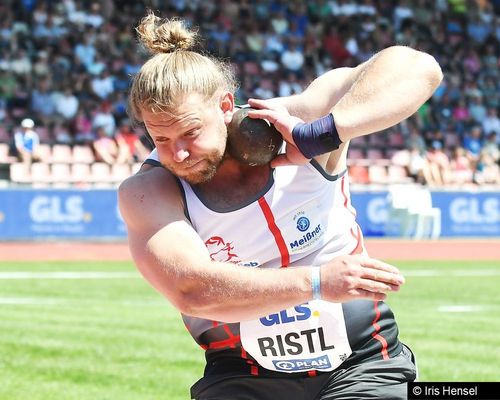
top-left (273, 355), bottom-right (331, 371)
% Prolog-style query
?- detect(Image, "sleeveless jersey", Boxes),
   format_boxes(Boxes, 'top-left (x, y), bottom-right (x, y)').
top-left (145, 149), bottom-right (401, 376)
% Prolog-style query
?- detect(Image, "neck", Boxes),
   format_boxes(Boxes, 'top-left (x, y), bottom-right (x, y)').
top-left (195, 157), bottom-right (269, 190)
top-left (192, 157), bottom-right (272, 211)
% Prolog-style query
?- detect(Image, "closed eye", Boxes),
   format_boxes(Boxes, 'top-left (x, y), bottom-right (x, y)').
top-left (184, 129), bottom-right (200, 138)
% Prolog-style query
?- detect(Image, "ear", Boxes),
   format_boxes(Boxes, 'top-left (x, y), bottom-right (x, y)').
top-left (219, 91), bottom-right (235, 125)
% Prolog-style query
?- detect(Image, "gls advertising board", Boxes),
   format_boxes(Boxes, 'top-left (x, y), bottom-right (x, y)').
top-left (0, 189), bottom-right (498, 239)
top-left (352, 190), bottom-right (499, 237)
top-left (0, 189), bottom-right (126, 239)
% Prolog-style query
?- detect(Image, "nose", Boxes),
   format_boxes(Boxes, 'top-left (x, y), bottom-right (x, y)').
top-left (172, 140), bottom-right (190, 163)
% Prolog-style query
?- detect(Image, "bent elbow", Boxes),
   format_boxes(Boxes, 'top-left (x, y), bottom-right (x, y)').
top-left (170, 283), bottom-right (212, 318)
top-left (419, 52), bottom-right (443, 91)
top-left (389, 46), bottom-right (443, 92)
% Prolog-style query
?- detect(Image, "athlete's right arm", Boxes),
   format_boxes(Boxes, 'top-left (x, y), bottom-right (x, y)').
top-left (118, 167), bottom-right (404, 323)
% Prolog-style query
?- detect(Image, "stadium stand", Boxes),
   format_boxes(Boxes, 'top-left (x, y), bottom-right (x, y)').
top-left (0, 0), bottom-right (498, 188)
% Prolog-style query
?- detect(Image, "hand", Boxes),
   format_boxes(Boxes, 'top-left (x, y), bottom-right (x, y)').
top-left (247, 98), bottom-right (310, 168)
top-left (320, 255), bottom-right (405, 302)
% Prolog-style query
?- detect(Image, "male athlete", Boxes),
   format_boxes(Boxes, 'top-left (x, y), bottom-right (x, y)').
top-left (119, 13), bottom-right (442, 400)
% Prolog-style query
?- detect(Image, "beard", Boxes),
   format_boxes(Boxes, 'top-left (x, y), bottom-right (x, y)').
top-left (163, 125), bottom-right (228, 185)
top-left (166, 149), bottom-right (224, 184)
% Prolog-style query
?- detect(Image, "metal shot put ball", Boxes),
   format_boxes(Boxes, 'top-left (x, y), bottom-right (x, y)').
top-left (227, 107), bottom-right (283, 166)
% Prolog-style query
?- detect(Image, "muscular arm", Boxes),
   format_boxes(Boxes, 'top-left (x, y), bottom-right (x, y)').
top-left (119, 167), bottom-right (403, 323)
top-left (284, 45), bottom-right (442, 136)
top-left (255, 46), bottom-right (442, 172)
top-left (119, 167), bottom-right (312, 322)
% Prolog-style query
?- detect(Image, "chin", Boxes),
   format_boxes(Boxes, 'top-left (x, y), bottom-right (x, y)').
top-left (174, 162), bottom-right (219, 185)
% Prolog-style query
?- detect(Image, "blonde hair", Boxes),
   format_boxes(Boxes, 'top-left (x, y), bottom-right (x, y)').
top-left (128, 12), bottom-right (237, 121)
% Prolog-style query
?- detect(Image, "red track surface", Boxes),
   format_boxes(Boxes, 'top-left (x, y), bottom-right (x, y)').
top-left (0, 239), bottom-right (498, 261)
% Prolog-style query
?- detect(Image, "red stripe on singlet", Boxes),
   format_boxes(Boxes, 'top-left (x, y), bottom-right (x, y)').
top-left (307, 370), bottom-right (317, 377)
top-left (241, 345), bottom-right (260, 375)
top-left (258, 197), bottom-right (290, 267)
top-left (349, 224), bottom-right (365, 255)
top-left (205, 325), bottom-right (241, 350)
top-left (371, 301), bottom-right (390, 360)
top-left (340, 175), bottom-right (356, 217)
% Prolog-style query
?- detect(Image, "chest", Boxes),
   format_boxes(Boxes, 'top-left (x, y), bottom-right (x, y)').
top-left (182, 167), bottom-right (353, 269)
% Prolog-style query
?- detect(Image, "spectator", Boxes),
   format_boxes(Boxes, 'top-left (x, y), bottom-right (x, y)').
top-left (463, 125), bottom-right (483, 163)
top-left (449, 146), bottom-right (473, 185)
top-left (13, 118), bottom-right (40, 163)
top-left (53, 122), bottom-right (73, 145)
top-left (0, 0), bottom-right (497, 191)
top-left (73, 109), bottom-right (95, 145)
top-left (406, 126), bottom-right (427, 154)
top-left (482, 132), bottom-right (499, 164)
top-left (115, 119), bottom-right (150, 163)
top-left (468, 94), bottom-right (487, 124)
top-left (407, 145), bottom-right (435, 185)
top-left (30, 81), bottom-right (55, 125)
top-left (54, 88), bottom-right (79, 121)
top-left (92, 102), bottom-right (116, 137)
top-left (482, 107), bottom-right (500, 137)
top-left (473, 150), bottom-right (500, 185)
top-left (91, 69), bottom-right (114, 100)
top-left (92, 126), bottom-right (124, 165)
top-left (280, 39), bottom-right (305, 77)
top-left (426, 140), bottom-right (451, 186)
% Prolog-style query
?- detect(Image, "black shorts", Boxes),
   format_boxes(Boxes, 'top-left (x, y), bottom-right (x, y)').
top-left (191, 344), bottom-right (417, 400)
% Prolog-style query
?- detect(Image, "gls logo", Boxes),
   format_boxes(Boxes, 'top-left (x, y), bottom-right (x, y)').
top-left (367, 197), bottom-right (388, 224)
top-left (260, 304), bottom-right (311, 326)
top-left (30, 195), bottom-right (86, 223)
top-left (450, 197), bottom-right (499, 224)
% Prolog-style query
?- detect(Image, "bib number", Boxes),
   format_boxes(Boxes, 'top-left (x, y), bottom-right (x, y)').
top-left (240, 300), bottom-right (352, 373)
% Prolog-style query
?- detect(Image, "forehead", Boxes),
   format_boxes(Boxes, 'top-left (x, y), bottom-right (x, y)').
top-left (141, 93), bottom-right (209, 126)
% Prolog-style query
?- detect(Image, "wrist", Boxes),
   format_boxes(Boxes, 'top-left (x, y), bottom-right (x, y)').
top-left (311, 266), bottom-right (321, 300)
top-left (292, 113), bottom-right (342, 159)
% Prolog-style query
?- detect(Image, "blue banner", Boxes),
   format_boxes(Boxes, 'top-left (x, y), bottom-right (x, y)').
top-left (0, 189), bottom-right (498, 239)
top-left (0, 189), bottom-right (127, 239)
top-left (351, 190), bottom-right (499, 238)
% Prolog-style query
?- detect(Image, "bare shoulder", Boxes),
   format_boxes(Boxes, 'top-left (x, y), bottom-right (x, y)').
top-left (118, 165), bottom-right (185, 231)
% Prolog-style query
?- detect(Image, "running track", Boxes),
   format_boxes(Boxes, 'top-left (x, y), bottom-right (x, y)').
top-left (0, 239), bottom-right (498, 261)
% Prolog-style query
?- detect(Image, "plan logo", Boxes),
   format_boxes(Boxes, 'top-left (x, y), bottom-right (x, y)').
top-left (273, 355), bottom-right (331, 371)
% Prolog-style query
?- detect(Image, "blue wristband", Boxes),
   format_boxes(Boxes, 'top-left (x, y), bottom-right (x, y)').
top-left (311, 267), bottom-right (321, 300)
top-left (292, 113), bottom-right (342, 159)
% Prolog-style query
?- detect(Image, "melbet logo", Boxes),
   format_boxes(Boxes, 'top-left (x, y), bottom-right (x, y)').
top-left (290, 224), bottom-right (322, 249)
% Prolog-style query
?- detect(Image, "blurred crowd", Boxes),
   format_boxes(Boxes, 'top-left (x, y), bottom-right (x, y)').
top-left (0, 0), bottom-right (499, 186)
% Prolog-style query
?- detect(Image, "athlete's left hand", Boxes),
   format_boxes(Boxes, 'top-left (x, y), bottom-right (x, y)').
top-left (247, 98), bottom-right (309, 168)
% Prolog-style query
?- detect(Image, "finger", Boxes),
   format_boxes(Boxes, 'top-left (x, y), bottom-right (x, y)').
top-left (248, 98), bottom-right (280, 111)
top-left (357, 278), bottom-right (400, 293)
top-left (360, 268), bottom-right (404, 286)
top-left (361, 257), bottom-right (403, 275)
top-left (247, 108), bottom-right (280, 124)
top-left (349, 288), bottom-right (387, 302)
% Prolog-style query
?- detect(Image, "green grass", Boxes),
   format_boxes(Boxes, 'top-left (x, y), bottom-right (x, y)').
top-left (0, 260), bottom-right (499, 399)
top-left (387, 260), bottom-right (500, 382)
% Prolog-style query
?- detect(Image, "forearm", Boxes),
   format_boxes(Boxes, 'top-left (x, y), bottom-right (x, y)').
top-left (130, 231), bottom-right (312, 323)
top-left (174, 261), bottom-right (312, 323)
top-left (331, 46), bottom-right (443, 141)
top-left (136, 248), bottom-right (312, 322)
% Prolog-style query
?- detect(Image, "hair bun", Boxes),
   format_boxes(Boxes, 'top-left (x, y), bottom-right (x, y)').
top-left (136, 12), bottom-right (197, 54)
